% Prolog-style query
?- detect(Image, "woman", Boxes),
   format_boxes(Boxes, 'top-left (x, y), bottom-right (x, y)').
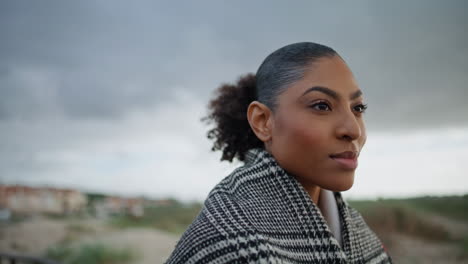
top-left (166, 42), bottom-right (392, 263)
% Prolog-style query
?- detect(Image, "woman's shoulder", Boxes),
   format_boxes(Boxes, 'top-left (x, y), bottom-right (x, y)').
top-left (166, 157), bottom-right (276, 263)
top-left (164, 209), bottom-right (228, 263)
top-left (165, 198), bottom-right (273, 263)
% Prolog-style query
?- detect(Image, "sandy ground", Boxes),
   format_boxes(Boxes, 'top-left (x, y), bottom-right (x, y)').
top-left (385, 233), bottom-right (467, 264)
top-left (0, 216), bottom-right (179, 264)
top-left (381, 212), bottom-right (468, 264)
top-left (0, 216), bottom-right (71, 255)
top-left (77, 227), bottom-right (179, 264)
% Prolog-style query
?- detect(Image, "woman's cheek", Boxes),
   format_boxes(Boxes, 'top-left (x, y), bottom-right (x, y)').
top-left (292, 123), bottom-right (326, 147)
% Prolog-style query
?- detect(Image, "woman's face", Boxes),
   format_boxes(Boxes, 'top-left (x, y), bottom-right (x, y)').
top-left (268, 55), bottom-right (367, 192)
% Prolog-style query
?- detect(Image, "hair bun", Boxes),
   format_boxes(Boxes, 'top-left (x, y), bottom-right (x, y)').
top-left (203, 73), bottom-right (263, 162)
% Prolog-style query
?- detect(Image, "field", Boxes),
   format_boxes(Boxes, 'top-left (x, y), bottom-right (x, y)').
top-left (349, 195), bottom-right (468, 263)
top-left (1, 194), bottom-right (467, 263)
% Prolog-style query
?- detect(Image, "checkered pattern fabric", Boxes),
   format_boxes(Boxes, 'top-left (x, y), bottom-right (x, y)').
top-left (166, 148), bottom-right (392, 263)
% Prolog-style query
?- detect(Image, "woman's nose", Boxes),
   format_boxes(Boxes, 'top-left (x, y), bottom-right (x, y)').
top-left (335, 112), bottom-right (362, 141)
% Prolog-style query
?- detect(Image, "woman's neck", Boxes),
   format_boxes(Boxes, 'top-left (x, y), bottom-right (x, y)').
top-left (306, 186), bottom-right (321, 205)
top-left (264, 147), bottom-right (322, 204)
top-left (303, 184), bottom-right (321, 205)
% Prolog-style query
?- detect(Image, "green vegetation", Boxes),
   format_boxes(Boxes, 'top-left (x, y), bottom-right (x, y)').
top-left (349, 199), bottom-right (451, 241)
top-left (349, 194), bottom-right (468, 225)
top-left (460, 236), bottom-right (468, 257)
top-left (66, 223), bottom-right (95, 233)
top-left (45, 243), bottom-right (137, 264)
top-left (401, 195), bottom-right (468, 222)
top-left (86, 192), bottom-right (107, 204)
top-left (4, 212), bottom-right (28, 224)
top-left (110, 201), bottom-right (203, 235)
top-left (58, 223), bottom-right (96, 244)
top-left (349, 194), bottom-right (468, 257)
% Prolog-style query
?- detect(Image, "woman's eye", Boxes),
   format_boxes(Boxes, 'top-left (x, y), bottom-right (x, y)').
top-left (353, 104), bottom-right (368, 113)
top-left (311, 102), bottom-right (331, 111)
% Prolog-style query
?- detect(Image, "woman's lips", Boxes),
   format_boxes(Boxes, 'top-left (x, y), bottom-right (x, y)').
top-left (329, 151), bottom-right (358, 170)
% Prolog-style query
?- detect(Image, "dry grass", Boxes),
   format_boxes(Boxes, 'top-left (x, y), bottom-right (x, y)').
top-left (349, 195), bottom-right (468, 263)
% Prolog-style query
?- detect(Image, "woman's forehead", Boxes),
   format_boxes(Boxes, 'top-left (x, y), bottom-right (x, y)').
top-left (286, 57), bottom-right (361, 99)
top-left (305, 57), bottom-right (355, 83)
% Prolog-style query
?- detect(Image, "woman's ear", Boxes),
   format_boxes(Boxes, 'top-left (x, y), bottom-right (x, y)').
top-left (247, 101), bottom-right (273, 143)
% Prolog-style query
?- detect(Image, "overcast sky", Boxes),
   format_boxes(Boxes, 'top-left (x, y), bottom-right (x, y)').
top-left (1, 0), bottom-right (467, 201)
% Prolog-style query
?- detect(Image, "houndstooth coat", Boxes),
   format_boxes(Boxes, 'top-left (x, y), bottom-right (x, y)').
top-left (166, 148), bottom-right (392, 263)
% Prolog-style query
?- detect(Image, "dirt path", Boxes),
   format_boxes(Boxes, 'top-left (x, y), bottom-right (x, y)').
top-left (386, 233), bottom-right (466, 264)
top-left (382, 212), bottom-right (468, 264)
top-left (77, 228), bottom-right (179, 264)
top-left (0, 217), bottom-right (180, 263)
top-left (0, 217), bottom-right (70, 255)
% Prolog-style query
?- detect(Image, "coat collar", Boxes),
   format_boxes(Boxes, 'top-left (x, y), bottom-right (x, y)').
top-left (242, 148), bottom-right (357, 259)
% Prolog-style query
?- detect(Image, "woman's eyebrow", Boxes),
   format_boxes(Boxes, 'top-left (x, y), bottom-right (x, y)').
top-left (301, 86), bottom-right (338, 99)
top-left (301, 86), bottom-right (363, 100)
top-left (350, 90), bottom-right (362, 100)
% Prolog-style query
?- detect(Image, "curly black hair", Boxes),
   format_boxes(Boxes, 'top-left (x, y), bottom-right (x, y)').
top-left (203, 74), bottom-right (263, 162)
top-left (203, 42), bottom-right (338, 162)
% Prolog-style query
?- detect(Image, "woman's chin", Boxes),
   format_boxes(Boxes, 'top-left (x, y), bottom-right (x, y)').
top-left (323, 175), bottom-right (355, 192)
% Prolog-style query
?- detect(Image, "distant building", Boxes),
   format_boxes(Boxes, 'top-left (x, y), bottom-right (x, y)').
top-left (0, 185), bottom-right (87, 215)
top-left (144, 198), bottom-right (177, 207)
top-left (93, 196), bottom-right (144, 218)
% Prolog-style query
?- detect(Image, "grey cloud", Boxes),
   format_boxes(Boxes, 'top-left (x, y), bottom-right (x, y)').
top-left (345, 1), bottom-right (468, 130)
top-left (0, 0), bottom-right (467, 126)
